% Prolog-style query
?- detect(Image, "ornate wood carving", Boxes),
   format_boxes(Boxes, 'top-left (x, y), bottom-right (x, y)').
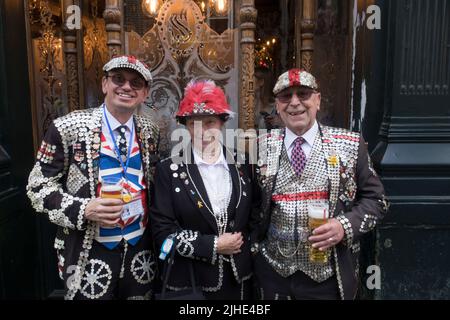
top-left (239, 0), bottom-right (257, 130)
top-left (62, 0), bottom-right (82, 111)
top-left (84, 0), bottom-right (109, 108)
top-left (125, 0), bottom-right (237, 156)
top-left (104, 0), bottom-right (122, 57)
top-left (26, 0), bottom-right (67, 141)
top-left (297, 0), bottom-right (316, 71)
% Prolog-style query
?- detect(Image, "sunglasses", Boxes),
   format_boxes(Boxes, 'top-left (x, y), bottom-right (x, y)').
top-left (106, 73), bottom-right (147, 90)
top-left (276, 88), bottom-right (317, 103)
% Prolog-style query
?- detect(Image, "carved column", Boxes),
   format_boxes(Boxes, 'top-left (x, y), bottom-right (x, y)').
top-left (279, 0), bottom-right (289, 72)
top-left (239, 0), bottom-right (257, 130)
top-left (297, 0), bottom-right (316, 71)
top-left (62, 0), bottom-right (82, 111)
top-left (103, 0), bottom-right (122, 57)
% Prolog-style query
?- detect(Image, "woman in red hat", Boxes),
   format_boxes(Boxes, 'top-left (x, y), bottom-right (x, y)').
top-left (150, 80), bottom-right (254, 299)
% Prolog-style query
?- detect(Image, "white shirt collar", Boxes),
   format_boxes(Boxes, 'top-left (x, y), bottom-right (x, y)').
top-left (284, 120), bottom-right (319, 149)
top-left (192, 146), bottom-right (229, 170)
top-left (104, 105), bottom-right (134, 132)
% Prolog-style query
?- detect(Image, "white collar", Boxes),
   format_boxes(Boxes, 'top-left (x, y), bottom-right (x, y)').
top-left (104, 105), bottom-right (134, 132)
top-left (192, 145), bottom-right (229, 170)
top-left (284, 120), bottom-right (319, 149)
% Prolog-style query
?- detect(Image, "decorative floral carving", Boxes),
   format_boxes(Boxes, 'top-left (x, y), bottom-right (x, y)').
top-left (29, 0), bottom-right (65, 135)
top-left (240, 45), bottom-right (256, 129)
top-left (240, 6), bottom-right (257, 24)
top-left (103, 7), bottom-right (122, 25)
top-left (125, 0), bottom-right (241, 153)
top-left (239, 1), bottom-right (256, 129)
top-left (84, 0), bottom-right (109, 108)
top-left (104, 2), bottom-right (122, 56)
top-left (65, 54), bottom-right (80, 111)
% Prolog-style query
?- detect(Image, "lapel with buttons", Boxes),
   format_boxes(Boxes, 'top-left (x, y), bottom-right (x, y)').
top-left (86, 107), bottom-right (103, 198)
top-left (259, 129), bottom-right (284, 216)
top-left (319, 125), bottom-right (341, 218)
top-left (134, 116), bottom-right (150, 183)
top-left (224, 147), bottom-right (246, 232)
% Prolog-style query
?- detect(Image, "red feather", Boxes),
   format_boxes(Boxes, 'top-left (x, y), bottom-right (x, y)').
top-left (177, 80), bottom-right (231, 117)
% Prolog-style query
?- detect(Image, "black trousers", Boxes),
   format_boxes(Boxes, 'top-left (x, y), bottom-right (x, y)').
top-left (202, 260), bottom-right (252, 300)
top-left (161, 260), bottom-right (252, 300)
top-left (70, 229), bottom-right (155, 300)
top-left (253, 252), bottom-right (340, 300)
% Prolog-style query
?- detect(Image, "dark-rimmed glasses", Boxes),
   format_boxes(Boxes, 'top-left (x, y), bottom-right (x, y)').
top-left (106, 73), bottom-right (147, 90)
top-left (276, 88), bottom-right (317, 103)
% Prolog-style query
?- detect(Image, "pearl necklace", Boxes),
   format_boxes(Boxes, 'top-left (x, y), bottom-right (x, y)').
top-left (187, 147), bottom-right (239, 235)
top-left (200, 167), bottom-right (232, 235)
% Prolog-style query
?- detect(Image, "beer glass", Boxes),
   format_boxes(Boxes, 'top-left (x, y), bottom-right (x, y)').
top-left (308, 202), bottom-right (330, 263)
top-left (100, 177), bottom-right (123, 199)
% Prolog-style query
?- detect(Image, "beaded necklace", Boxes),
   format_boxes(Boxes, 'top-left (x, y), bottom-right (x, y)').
top-left (186, 146), bottom-right (241, 235)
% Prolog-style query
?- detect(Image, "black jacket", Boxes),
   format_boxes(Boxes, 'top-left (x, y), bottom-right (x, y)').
top-left (150, 147), bottom-right (253, 291)
top-left (26, 107), bottom-right (160, 299)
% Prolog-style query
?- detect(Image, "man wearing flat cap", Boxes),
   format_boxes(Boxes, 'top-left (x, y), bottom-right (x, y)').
top-left (27, 55), bottom-right (159, 300)
top-left (250, 68), bottom-right (389, 299)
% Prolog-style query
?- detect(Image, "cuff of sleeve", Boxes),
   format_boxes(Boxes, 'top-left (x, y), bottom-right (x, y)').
top-left (176, 230), bottom-right (198, 258)
top-left (336, 215), bottom-right (353, 247)
top-left (211, 236), bottom-right (218, 265)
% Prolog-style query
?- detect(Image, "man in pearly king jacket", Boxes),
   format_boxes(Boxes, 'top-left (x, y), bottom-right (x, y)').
top-left (250, 68), bottom-right (389, 300)
top-left (27, 55), bottom-right (159, 300)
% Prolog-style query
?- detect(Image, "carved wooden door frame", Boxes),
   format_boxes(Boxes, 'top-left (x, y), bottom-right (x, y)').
top-left (103, 0), bottom-right (260, 130)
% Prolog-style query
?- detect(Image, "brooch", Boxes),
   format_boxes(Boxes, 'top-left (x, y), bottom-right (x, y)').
top-left (328, 155), bottom-right (339, 167)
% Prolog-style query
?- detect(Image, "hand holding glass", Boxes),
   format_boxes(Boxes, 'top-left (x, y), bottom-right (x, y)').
top-left (308, 203), bottom-right (330, 264)
top-left (100, 177), bottom-right (123, 199)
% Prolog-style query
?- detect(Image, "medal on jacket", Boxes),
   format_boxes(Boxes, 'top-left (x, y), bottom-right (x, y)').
top-left (122, 192), bottom-right (132, 203)
top-left (103, 105), bottom-right (135, 202)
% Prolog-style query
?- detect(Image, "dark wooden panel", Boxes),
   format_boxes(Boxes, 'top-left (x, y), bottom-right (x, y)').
top-left (369, 0), bottom-right (450, 300)
top-left (377, 227), bottom-right (450, 299)
top-left (0, 191), bottom-right (38, 299)
top-left (0, 0), bottom-right (61, 299)
top-left (397, 0), bottom-right (449, 98)
top-left (389, 0), bottom-right (450, 132)
top-left (313, 0), bottom-right (352, 129)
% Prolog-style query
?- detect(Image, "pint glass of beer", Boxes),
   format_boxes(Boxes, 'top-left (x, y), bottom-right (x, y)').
top-left (308, 202), bottom-right (330, 263)
top-left (100, 177), bottom-right (123, 199)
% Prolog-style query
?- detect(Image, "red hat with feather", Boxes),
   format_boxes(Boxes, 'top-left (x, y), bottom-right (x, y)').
top-left (176, 80), bottom-right (233, 123)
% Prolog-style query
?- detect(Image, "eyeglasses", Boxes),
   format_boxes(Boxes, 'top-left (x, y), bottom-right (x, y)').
top-left (276, 88), bottom-right (317, 103)
top-left (106, 73), bottom-right (147, 90)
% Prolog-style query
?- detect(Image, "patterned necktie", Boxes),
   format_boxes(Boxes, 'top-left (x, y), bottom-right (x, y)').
top-left (291, 137), bottom-right (307, 176)
top-left (116, 125), bottom-right (128, 162)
